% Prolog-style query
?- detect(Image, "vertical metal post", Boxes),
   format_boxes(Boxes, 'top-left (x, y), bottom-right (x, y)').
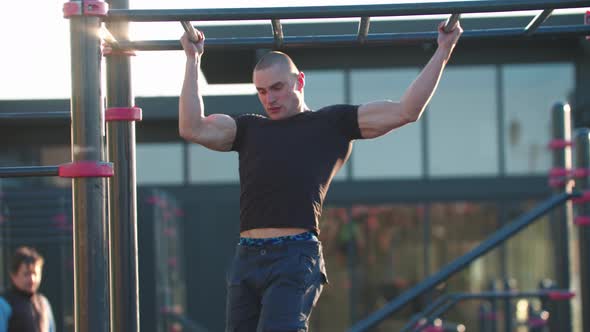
top-left (67, 1), bottom-right (110, 331)
top-left (347, 207), bottom-right (358, 324)
top-left (503, 278), bottom-right (516, 332)
top-left (105, 0), bottom-right (140, 331)
top-left (574, 128), bottom-right (590, 332)
top-left (549, 102), bottom-right (573, 331)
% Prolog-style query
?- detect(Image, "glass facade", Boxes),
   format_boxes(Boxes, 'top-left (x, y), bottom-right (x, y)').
top-left (314, 199), bottom-right (555, 331)
top-left (502, 63), bottom-right (575, 175)
top-left (351, 68), bottom-right (423, 179)
top-left (188, 144), bottom-right (239, 183)
top-left (427, 66), bottom-right (499, 177)
top-left (137, 143), bottom-right (184, 185)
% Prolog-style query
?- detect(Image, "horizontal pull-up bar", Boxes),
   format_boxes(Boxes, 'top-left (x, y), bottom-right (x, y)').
top-left (105, 0), bottom-right (588, 22)
top-left (112, 24), bottom-right (590, 51)
top-left (0, 162), bottom-right (114, 178)
top-left (0, 166), bottom-right (60, 178)
top-left (0, 112), bottom-right (70, 122)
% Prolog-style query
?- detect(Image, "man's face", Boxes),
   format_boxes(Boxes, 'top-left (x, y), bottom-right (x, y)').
top-left (253, 64), bottom-right (304, 120)
top-left (10, 262), bottom-right (42, 294)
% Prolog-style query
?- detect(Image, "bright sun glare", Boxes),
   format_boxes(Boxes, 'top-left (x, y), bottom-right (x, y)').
top-left (0, 1), bottom-right (587, 100)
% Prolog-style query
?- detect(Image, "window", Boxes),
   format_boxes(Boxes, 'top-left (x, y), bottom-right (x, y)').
top-left (502, 63), bottom-right (574, 175)
top-left (351, 68), bottom-right (423, 179)
top-left (188, 145), bottom-right (239, 183)
top-left (137, 143), bottom-right (184, 185)
top-left (428, 66), bottom-right (498, 177)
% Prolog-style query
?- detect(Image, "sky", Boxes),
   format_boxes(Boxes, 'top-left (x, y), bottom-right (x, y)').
top-left (0, 1), bottom-right (587, 100)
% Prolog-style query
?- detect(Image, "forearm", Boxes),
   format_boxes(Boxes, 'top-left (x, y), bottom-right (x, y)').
top-left (179, 56), bottom-right (204, 138)
top-left (400, 46), bottom-right (453, 121)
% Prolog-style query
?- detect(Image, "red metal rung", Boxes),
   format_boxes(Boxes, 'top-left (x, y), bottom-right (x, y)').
top-left (102, 46), bottom-right (137, 57)
top-left (572, 168), bottom-right (590, 178)
top-left (549, 167), bottom-right (570, 177)
top-left (586, 11), bottom-right (590, 41)
top-left (572, 191), bottom-right (590, 204)
top-left (548, 178), bottom-right (566, 188)
top-left (528, 317), bottom-right (548, 328)
top-left (105, 107), bottom-right (142, 122)
top-left (423, 327), bottom-right (444, 332)
top-left (547, 291), bottom-right (575, 300)
top-left (63, 1), bottom-right (108, 18)
top-left (574, 216), bottom-right (590, 226)
top-left (547, 139), bottom-right (573, 150)
top-left (58, 161), bottom-right (114, 178)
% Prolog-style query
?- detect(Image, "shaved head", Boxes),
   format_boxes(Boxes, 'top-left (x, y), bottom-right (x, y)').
top-left (254, 51), bottom-right (300, 75)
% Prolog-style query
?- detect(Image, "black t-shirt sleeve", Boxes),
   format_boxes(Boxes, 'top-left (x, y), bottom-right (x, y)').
top-left (325, 104), bottom-right (363, 140)
top-left (231, 114), bottom-right (248, 152)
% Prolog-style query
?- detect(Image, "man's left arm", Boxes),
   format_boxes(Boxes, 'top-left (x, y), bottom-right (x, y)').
top-left (357, 21), bottom-right (462, 139)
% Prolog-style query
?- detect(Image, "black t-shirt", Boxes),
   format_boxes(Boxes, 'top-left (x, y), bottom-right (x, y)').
top-left (231, 104), bottom-right (362, 234)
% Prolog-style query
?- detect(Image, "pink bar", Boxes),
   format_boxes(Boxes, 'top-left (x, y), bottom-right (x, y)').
top-left (58, 161), bottom-right (114, 178)
top-left (102, 46), bottom-right (137, 57)
top-left (549, 167), bottom-right (570, 177)
top-left (63, 1), bottom-right (108, 18)
top-left (574, 216), bottom-right (590, 226)
top-left (528, 317), bottom-right (548, 328)
top-left (548, 291), bottom-right (576, 300)
top-left (548, 139), bottom-right (573, 149)
top-left (572, 191), bottom-right (590, 204)
top-left (548, 178), bottom-right (566, 188)
top-left (572, 168), bottom-right (590, 178)
top-left (105, 107), bottom-right (142, 121)
top-left (423, 327), bottom-right (444, 332)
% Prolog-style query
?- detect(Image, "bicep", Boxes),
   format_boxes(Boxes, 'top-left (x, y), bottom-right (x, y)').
top-left (188, 114), bottom-right (237, 151)
top-left (358, 100), bottom-right (408, 139)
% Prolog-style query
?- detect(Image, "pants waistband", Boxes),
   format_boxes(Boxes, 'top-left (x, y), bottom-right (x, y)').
top-left (238, 230), bottom-right (318, 247)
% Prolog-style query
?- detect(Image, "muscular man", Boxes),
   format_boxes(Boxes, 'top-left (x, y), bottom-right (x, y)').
top-left (179, 21), bottom-right (462, 332)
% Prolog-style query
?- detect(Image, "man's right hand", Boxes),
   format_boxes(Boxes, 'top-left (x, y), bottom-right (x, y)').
top-left (180, 29), bottom-right (205, 59)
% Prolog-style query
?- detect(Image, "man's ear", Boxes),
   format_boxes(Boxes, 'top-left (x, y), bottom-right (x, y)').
top-left (297, 72), bottom-right (305, 91)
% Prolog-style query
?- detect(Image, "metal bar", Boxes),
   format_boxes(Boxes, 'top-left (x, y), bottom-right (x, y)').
top-left (549, 102), bottom-right (573, 332)
top-left (400, 295), bottom-right (452, 332)
top-left (416, 290), bottom-right (568, 332)
top-left (271, 19), bottom-right (284, 49)
top-left (105, 0), bottom-right (589, 22)
top-left (348, 192), bottom-right (577, 332)
top-left (574, 128), bottom-right (590, 332)
top-left (443, 13), bottom-right (461, 32)
top-left (0, 112), bottom-right (70, 121)
top-left (180, 21), bottom-right (200, 43)
top-left (114, 24), bottom-right (590, 51)
top-left (67, 0), bottom-right (111, 330)
top-left (105, 0), bottom-right (140, 331)
top-left (357, 16), bottom-right (370, 44)
top-left (524, 9), bottom-right (554, 35)
top-left (402, 290), bottom-right (565, 332)
top-left (0, 166), bottom-right (59, 178)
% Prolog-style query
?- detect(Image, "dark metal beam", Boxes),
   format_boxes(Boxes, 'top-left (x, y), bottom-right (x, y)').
top-left (357, 17), bottom-right (370, 44)
top-left (105, 0), bottom-right (589, 22)
top-left (0, 166), bottom-right (59, 178)
top-left (113, 24), bottom-right (590, 51)
top-left (524, 9), bottom-right (554, 35)
top-left (0, 112), bottom-right (70, 122)
top-left (271, 19), bottom-right (284, 49)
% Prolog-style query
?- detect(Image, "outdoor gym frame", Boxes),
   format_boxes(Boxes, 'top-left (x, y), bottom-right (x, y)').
top-left (0, 0), bottom-right (589, 331)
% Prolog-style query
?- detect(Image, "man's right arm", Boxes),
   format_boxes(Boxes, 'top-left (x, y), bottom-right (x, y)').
top-left (178, 31), bottom-right (237, 152)
top-left (0, 296), bottom-right (11, 332)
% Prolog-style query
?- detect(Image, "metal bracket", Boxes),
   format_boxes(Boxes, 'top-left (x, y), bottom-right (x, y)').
top-left (63, 1), bottom-right (108, 18)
